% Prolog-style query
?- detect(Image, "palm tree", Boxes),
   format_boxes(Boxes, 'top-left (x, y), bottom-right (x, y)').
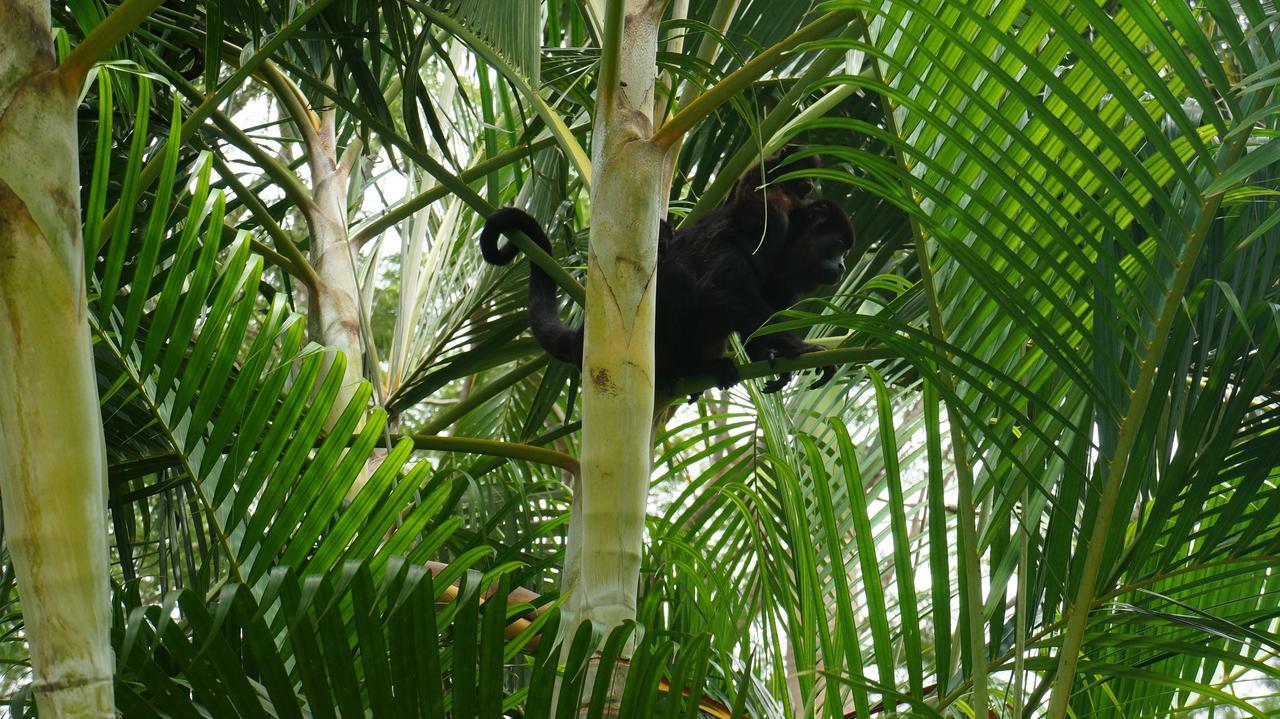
top-left (0, 1), bottom-right (163, 714)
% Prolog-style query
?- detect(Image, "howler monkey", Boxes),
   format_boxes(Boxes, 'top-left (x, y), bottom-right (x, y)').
top-left (479, 150), bottom-right (855, 397)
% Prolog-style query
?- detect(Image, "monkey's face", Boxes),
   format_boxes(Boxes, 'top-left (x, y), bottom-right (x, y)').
top-left (784, 199), bottom-right (855, 293)
top-left (802, 234), bottom-right (849, 291)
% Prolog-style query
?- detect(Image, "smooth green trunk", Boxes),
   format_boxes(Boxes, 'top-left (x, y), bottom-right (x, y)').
top-left (0, 1), bottom-right (115, 715)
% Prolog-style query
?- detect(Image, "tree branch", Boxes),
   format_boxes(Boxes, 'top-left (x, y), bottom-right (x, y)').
top-left (349, 132), bottom-right (577, 247)
top-left (257, 60), bottom-right (321, 136)
top-left (416, 359), bottom-right (548, 435)
top-left (679, 47), bottom-right (857, 226)
top-left (137, 44), bottom-right (318, 214)
top-left (407, 434), bottom-right (580, 478)
top-left (101, 0), bottom-right (338, 237)
top-left (274, 56), bottom-right (587, 307)
top-left (211, 154), bottom-right (320, 290)
top-left (406, 1), bottom-right (594, 187)
top-left (668, 346), bottom-right (895, 401)
top-left (337, 137), bottom-right (364, 177)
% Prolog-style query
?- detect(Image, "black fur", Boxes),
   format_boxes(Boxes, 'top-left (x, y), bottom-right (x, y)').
top-left (751, 198), bottom-right (855, 392)
top-left (479, 207), bottom-right (586, 367)
top-left (478, 148), bottom-right (855, 397)
top-left (668, 159), bottom-right (854, 395)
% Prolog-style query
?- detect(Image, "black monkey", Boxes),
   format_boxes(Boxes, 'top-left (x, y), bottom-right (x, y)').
top-left (752, 198), bottom-right (856, 391)
top-left (665, 173), bottom-right (854, 395)
top-left (479, 149), bottom-right (853, 396)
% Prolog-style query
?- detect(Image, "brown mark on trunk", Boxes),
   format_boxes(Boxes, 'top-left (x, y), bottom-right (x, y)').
top-left (591, 367), bottom-right (617, 395)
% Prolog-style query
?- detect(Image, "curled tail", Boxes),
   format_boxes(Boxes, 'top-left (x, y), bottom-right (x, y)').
top-left (479, 208), bottom-right (583, 367)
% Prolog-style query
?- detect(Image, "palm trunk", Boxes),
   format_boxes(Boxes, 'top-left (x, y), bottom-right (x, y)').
top-left (0, 2), bottom-right (115, 715)
top-left (563, 0), bottom-right (669, 642)
top-left (302, 106), bottom-right (366, 431)
top-left (559, 4), bottom-right (670, 714)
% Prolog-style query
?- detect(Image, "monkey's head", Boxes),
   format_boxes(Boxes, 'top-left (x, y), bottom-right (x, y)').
top-left (778, 199), bottom-right (856, 294)
top-left (733, 146), bottom-right (820, 216)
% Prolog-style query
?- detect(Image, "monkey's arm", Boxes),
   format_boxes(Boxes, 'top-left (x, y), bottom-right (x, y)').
top-left (701, 277), bottom-right (833, 394)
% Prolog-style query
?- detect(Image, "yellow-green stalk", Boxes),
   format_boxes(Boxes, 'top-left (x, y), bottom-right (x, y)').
top-left (562, 0), bottom-right (670, 637)
top-left (0, 0), bottom-right (160, 714)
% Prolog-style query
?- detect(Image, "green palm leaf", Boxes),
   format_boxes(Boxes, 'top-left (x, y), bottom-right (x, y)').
top-left (87, 71), bottom-right (461, 592)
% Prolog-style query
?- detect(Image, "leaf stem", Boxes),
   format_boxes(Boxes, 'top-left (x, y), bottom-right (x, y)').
top-left (349, 132), bottom-right (582, 247)
top-left (100, 0), bottom-right (338, 238)
top-left (59, 0), bottom-right (164, 85)
top-left (417, 359), bottom-right (548, 436)
top-left (407, 434), bottom-right (580, 477)
top-left (652, 10), bottom-right (856, 149)
top-left (1045, 144), bottom-right (1244, 718)
top-left (851, 8), bottom-right (990, 712)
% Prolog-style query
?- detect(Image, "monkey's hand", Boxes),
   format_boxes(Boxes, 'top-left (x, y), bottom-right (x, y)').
top-left (809, 364), bottom-right (836, 389)
top-left (685, 358), bottom-right (742, 404)
top-left (761, 373), bottom-right (793, 394)
top-left (709, 357), bottom-right (741, 390)
top-left (758, 342), bottom-right (830, 394)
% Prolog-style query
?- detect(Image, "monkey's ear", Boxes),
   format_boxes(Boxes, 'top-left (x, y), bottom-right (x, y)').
top-left (760, 146), bottom-right (820, 192)
top-left (765, 145), bottom-right (800, 167)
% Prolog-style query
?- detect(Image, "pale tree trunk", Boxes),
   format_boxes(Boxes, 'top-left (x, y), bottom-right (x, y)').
top-left (300, 104), bottom-right (366, 431)
top-left (560, 0), bottom-right (669, 687)
top-left (0, 1), bottom-right (152, 715)
top-left (255, 69), bottom-right (372, 495)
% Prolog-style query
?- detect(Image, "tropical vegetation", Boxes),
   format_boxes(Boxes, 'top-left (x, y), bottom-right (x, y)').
top-left (0, 0), bottom-right (1278, 717)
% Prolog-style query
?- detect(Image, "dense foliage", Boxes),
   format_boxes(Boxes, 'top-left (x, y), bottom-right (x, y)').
top-left (1, 0), bottom-right (1278, 717)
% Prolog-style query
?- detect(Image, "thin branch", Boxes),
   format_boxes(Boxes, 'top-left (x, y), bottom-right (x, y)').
top-left (248, 236), bottom-right (305, 279)
top-left (210, 109), bottom-right (316, 210)
top-left (852, 9), bottom-right (990, 712)
top-left (407, 434), bottom-right (580, 478)
top-left (678, 46), bottom-right (854, 226)
top-left (272, 58), bottom-right (489, 212)
top-left (1047, 144), bottom-right (1247, 719)
top-left (654, 0), bottom-right (690, 122)
top-left (668, 346), bottom-right (896, 401)
top-left (597, 0), bottom-right (627, 116)
top-left (211, 154), bottom-right (319, 290)
top-left (59, 0), bottom-right (164, 85)
top-left (110, 423), bottom-right (584, 483)
top-left (337, 137), bottom-right (364, 176)
top-left (466, 422), bottom-right (582, 479)
top-left (406, 1), bottom-right (593, 186)
top-left (349, 131), bottom-right (577, 247)
top-left (417, 358), bottom-right (548, 435)
top-left (140, 47), bottom-right (318, 222)
top-left (274, 55), bottom-right (587, 306)
top-left (257, 60), bottom-right (320, 136)
top-left (215, 221), bottom-right (307, 281)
